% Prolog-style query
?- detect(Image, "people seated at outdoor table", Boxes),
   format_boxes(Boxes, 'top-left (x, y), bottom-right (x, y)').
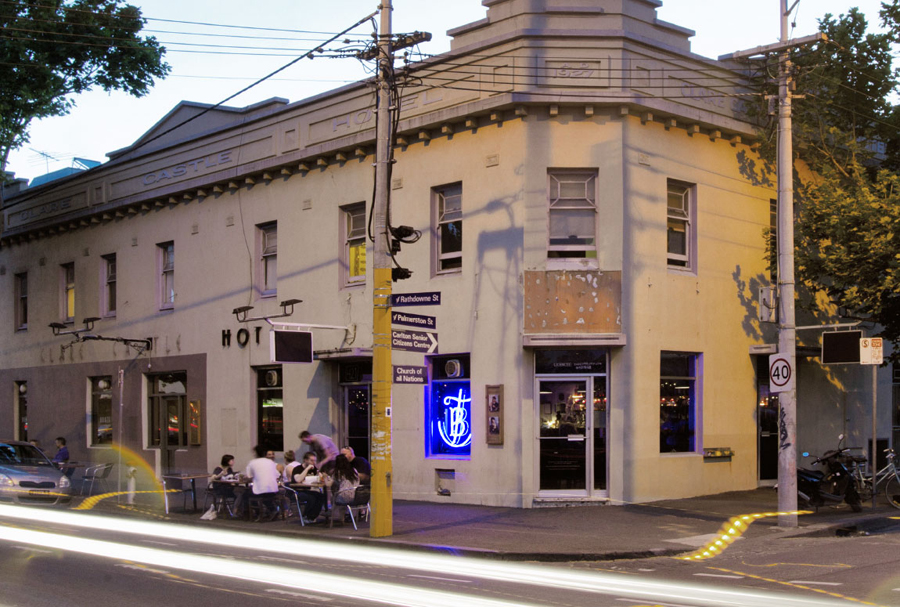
top-left (282, 450), bottom-right (300, 484)
top-left (291, 451), bottom-right (325, 522)
top-left (325, 454), bottom-right (360, 509)
top-left (246, 445), bottom-right (281, 521)
top-left (210, 454), bottom-right (239, 514)
top-left (299, 430), bottom-right (339, 474)
top-left (340, 446), bottom-right (370, 484)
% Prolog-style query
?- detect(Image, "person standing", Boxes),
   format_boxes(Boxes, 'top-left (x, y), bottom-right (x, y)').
top-left (52, 437), bottom-right (69, 465)
top-left (299, 431), bottom-right (339, 473)
top-left (245, 445), bottom-right (280, 521)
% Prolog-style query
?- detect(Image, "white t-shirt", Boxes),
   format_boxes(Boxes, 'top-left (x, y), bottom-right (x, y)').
top-left (246, 457), bottom-right (279, 494)
top-left (283, 461), bottom-right (301, 483)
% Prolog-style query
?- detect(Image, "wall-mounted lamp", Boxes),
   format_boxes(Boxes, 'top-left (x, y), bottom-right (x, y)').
top-left (49, 317), bottom-right (100, 337)
top-left (49, 316), bottom-right (152, 352)
top-left (232, 298), bottom-right (302, 323)
top-left (18, 383), bottom-right (27, 395)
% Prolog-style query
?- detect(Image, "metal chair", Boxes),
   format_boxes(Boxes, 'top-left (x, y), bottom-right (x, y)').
top-left (329, 489), bottom-right (370, 530)
top-left (202, 484), bottom-right (235, 517)
top-left (81, 463), bottom-right (113, 496)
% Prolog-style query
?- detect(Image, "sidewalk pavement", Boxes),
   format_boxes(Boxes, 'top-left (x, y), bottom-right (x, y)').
top-left (86, 488), bottom-right (900, 562)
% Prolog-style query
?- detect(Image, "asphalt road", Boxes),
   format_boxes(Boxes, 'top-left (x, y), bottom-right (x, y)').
top-left (576, 516), bottom-right (900, 607)
top-left (0, 504), bottom-right (874, 607)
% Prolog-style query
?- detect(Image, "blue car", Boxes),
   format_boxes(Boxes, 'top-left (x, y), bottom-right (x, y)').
top-left (0, 441), bottom-right (73, 506)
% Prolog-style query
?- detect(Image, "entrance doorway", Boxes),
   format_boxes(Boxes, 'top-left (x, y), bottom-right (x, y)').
top-left (756, 357), bottom-right (778, 483)
top-left (536, 376), bottom-right (608, 496)
top-left (345, 385), bottom-right (370, 460)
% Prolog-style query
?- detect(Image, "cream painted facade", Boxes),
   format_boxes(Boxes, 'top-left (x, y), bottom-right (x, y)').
top-left (2, 0), bottom-right (895, 507)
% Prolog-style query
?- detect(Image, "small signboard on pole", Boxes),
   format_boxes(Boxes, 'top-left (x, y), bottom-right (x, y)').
top-left (860, 337), bottom-right (884, 365)
top-left (769, 353), bottom-right (794, 393)
top-left (393, 365), bottom-right (427, 384)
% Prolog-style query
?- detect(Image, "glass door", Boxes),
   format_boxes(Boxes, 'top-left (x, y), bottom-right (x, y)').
top-left (345, 385), bottom-right (371, 460)
top-left (538, 377), bottom-right (608, 496)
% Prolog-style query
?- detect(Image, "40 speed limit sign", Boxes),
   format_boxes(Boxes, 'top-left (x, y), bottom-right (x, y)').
top-left (769, 354), bottom-right (794, 393)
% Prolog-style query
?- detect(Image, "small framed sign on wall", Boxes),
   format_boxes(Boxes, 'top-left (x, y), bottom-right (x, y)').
top-left (486, 385), bottom-right (503, 445)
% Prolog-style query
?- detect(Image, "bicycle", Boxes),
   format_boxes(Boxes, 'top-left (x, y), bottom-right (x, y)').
top-left (846, 448), bottom-right (900, 509)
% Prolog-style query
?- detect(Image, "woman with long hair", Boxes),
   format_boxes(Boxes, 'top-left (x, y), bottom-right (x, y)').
top-left (326, 454), bottom-right (359, 507)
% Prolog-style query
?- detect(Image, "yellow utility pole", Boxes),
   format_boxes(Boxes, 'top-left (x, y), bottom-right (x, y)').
top-left (370, 0), bottom-right (394, 538)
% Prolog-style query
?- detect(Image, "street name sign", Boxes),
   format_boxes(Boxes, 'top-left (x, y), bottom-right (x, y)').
top-left (769, 353), bottom-right (794, 393)
top-left (392, 292), bottom-right (441, 307)
top-left (392, 329), bottom-right (438, 353)
top-left (860, 337), bottom-right (884, 365)
top-left (393, 365), bottom-right (427, 384)
top-left (391, 310), bottom-right (436, 330)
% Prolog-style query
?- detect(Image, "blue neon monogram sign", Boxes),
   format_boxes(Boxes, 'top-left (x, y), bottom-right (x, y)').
top-left (428, 381), bottom-right (472, 458)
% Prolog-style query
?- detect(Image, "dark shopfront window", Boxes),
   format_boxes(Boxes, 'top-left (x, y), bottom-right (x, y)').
top-left (90, 376), bottom-right (113, 446)
top-left (148, 372), bottom-right (187, 447)
top-left (659, 352), bottom-right (699, 453)
top-left (257, 367), bottom-right (283, 452)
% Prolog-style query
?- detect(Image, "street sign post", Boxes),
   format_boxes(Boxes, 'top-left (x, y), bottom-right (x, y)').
top-left (393, 365), bottom-right (427, 384)
top-left (391, 311), bottom-right (436, 330)
top-left (860, 337), bottom-right (883, 366)
top-left (392, 292), bottom-right (441, 307)
top-left (769, 354), bottom-right (794, 393)
top-left (392, 329), bottom-right (438, 353)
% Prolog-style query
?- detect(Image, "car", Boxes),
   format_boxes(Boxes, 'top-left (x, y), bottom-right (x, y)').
top-left (0, 440), bottom-right (72, 506)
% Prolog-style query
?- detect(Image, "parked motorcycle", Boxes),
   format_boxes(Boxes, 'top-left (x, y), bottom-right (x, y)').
top-left (795, 434), bottom-right (863, 512)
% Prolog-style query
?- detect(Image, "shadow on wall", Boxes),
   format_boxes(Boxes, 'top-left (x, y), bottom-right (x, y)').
top-left (736, 149), bottom-right (774, 188)
top-left (731, 264), bottom-right (771, 342)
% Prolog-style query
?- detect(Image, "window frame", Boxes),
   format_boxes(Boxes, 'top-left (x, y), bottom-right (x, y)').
top-left (426, 354), bottom-right (473, 460)
top-left (88, 376), bottom-right (114, 447)
top-left (158, 241), bottom-right (175, 310)
top-left (14, 272), bottom-right (27, 331)
top-left (433, 182), bottom-right (463, 275)
top-left (256, 366), bottom-right (284, 452)
top-left (659, 351), bottom-right (701, 454)
top-left (60, 262), bottom-right (75, 323)
top-left (101, 253), bottom-right (117, 318)
top-left (666, 180), bottom-right (697, 272)
top-left (547, 169), bottom-right (599, 260)
top-left (147, 371), bottom-right (187, 448)
top-left (341, 203), bottom-right (367, 287)
top-left (257, 222), bottom-right (277, 298)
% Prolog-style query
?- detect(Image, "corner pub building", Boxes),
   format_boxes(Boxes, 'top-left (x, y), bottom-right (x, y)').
top-left (2, 0), bottom-right (895, 508)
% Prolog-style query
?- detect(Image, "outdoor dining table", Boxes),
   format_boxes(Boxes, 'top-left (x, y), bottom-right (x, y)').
top-left (161, 473), bottom-right (212, 513)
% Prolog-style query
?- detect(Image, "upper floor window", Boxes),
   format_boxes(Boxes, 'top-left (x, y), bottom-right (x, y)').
top-left (14, 272), bottom-right (27, 331)
top-left (61, 262), bottom-right (75, 323)
top-left (433, 183), bottom-right (462, 274)
top-left (258, 222), bottom-right (277, 297)
top-left (342, 203), bottom-right (366, 286)
top-left (548, 170), bottom-right (597, 258)
top-left (102, 254), bottom-right (117, 317)
top-left (667, 180), bottom-right (696, 270)
top-left (158, 241), bottom-right (175, 310)
top-left (660, 351), bottom-right (700, 453)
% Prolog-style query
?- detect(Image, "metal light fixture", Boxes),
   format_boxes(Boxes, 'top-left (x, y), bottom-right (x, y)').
top-left (232, 298), bottom-right (302, 323)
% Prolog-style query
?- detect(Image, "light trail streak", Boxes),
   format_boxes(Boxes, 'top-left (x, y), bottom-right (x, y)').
top-left (0, 505), bottom-right (857, 607)
top-left (0, 525), bottom-right (534, 607)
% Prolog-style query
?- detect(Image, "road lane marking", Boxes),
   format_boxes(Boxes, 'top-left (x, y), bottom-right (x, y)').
top-left (789, 581), bottom-right (843, 586)
top-left (12, 545), bottom-right (54, 554)
top-left (116, 563), bottom-right (171, 575)
top-left (266, 589), bottom-right (333, 601)
top-left (141, 539), bottom-right (179, 546)
top-left (408, 574), bottom-right (472, 583)
top-left (693, 573), bottom-right (744, 579)
top-left (709, 567), bottom-right (886, 606)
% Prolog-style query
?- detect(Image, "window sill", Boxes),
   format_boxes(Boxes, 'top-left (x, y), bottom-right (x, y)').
top-left (667, 266), bottom-right (696, 277)
top-left (546, 258), bottom-right (599, 271)
top-left (342, 281), bottom-right (366, 290)
top-left (659, 451), bottom-right (702, 458)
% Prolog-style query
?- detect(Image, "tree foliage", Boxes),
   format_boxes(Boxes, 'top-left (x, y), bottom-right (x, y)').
top-left (750, 4), bottom-right (900, 359)
top-left (0, 0), bottom-right (169, 174)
